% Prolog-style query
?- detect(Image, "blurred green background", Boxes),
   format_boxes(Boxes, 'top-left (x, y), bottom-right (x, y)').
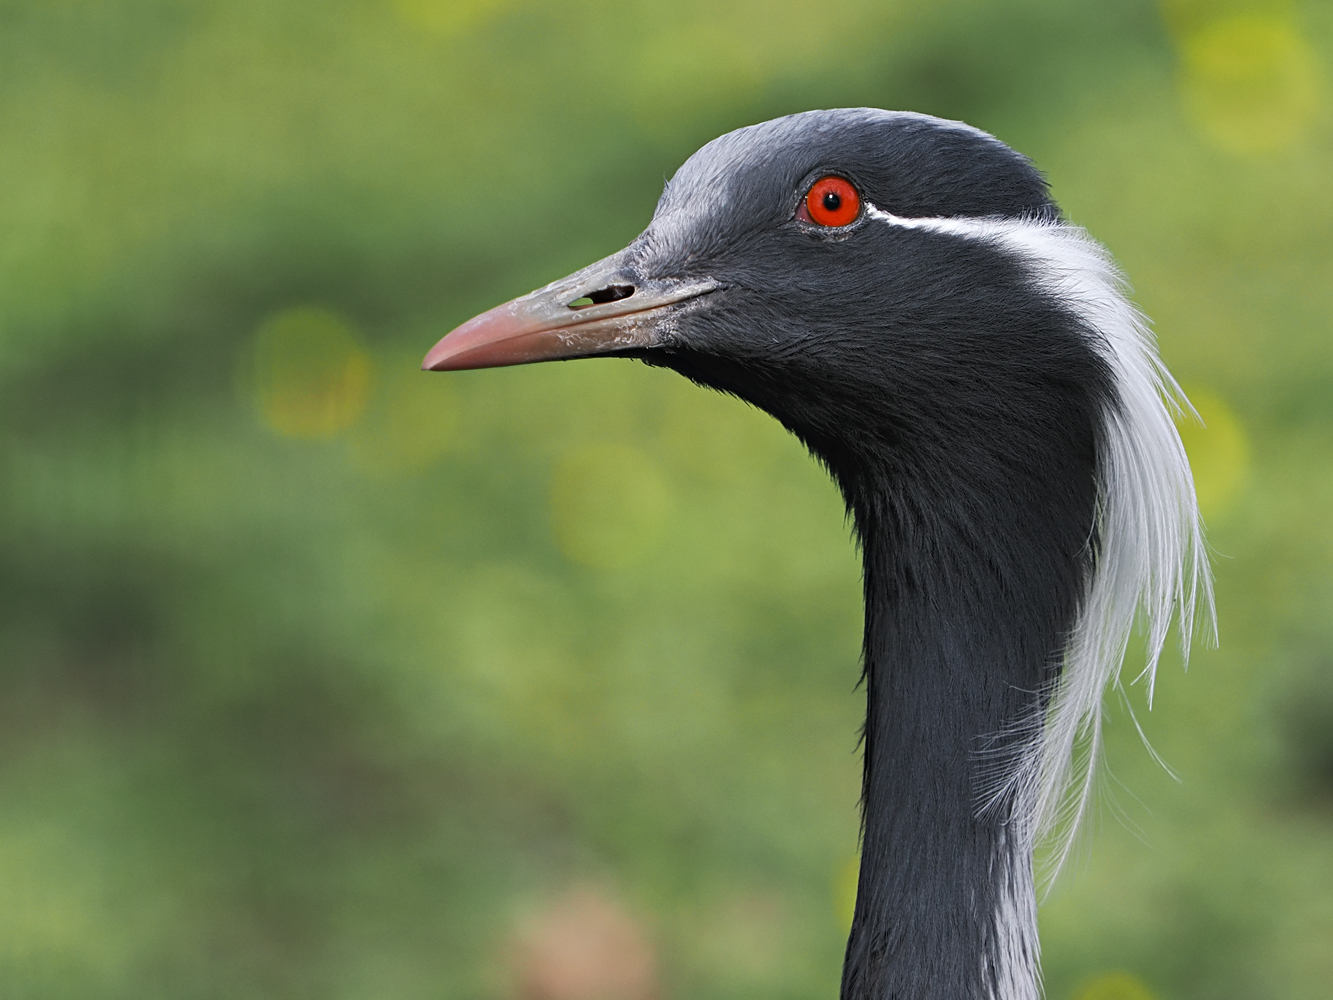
top-left (1, 1), bottom-right (1330, 998)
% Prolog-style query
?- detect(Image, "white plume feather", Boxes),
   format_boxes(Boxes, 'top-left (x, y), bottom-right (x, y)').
top-left (867, 205), bottom-right (1216, 874)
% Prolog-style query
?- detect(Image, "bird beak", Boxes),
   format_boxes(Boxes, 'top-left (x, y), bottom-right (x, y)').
top-left (422, 252), bottom-right (718, 371)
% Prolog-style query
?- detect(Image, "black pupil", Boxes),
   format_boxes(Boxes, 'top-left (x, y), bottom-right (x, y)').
top-left (822, 190), bottom-right (841, 212)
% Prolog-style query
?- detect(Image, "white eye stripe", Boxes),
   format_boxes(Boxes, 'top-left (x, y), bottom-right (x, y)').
top-left (863, 202), bottom-right (1027, 239)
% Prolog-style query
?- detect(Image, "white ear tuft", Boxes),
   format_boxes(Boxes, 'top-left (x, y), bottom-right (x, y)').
top-left (1009, 221), bottom-right (1214, 876)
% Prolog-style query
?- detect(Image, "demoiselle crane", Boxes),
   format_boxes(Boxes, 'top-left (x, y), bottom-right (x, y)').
top-left (423, 109), bottom-right (1212, 1000)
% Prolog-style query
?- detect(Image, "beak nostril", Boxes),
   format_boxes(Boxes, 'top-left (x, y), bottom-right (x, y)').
top-left (568, 285), bottom-right (635, 310)
top-left (592, 285), bottom-right (635, 304)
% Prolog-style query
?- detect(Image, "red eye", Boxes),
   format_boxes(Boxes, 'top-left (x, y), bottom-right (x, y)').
top-left (803, 176), bottom-right (861, 227)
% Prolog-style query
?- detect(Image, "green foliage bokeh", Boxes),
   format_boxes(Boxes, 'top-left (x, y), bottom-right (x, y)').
top-left (1, 1), bottom-right (1331, 998)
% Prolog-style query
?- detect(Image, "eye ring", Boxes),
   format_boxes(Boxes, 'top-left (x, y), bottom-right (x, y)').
top-left (801, 176), bottom-right (861, 227)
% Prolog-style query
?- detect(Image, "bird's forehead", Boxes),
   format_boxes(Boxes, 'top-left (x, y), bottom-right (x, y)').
top-left (651, 110), bottom-right (892, 229)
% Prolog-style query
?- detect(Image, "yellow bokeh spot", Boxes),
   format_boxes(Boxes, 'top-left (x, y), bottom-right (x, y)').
top-left (834, 853), bottom-right (860, 931)
top-left (1177, 385), bottom-right (1250, 520)
top-left (549, 443), bottom-right (672, 570)
top-left (1178, 14), bottom-right (1323, 155)
top-left (350, 355), bottom-right (458, 476)
top-left (1160, 0), bottom-right (1276, 39)
top-left (392, 0), bottom-right (508, 36)
top-left (250, 307), bottom-right (373, 439)
top-left (1071, 971), bottom-right (1159, 1000)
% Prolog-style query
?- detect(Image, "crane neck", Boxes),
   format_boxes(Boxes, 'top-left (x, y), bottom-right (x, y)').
top-left (838, 460), bottom-right (1095, 1000)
